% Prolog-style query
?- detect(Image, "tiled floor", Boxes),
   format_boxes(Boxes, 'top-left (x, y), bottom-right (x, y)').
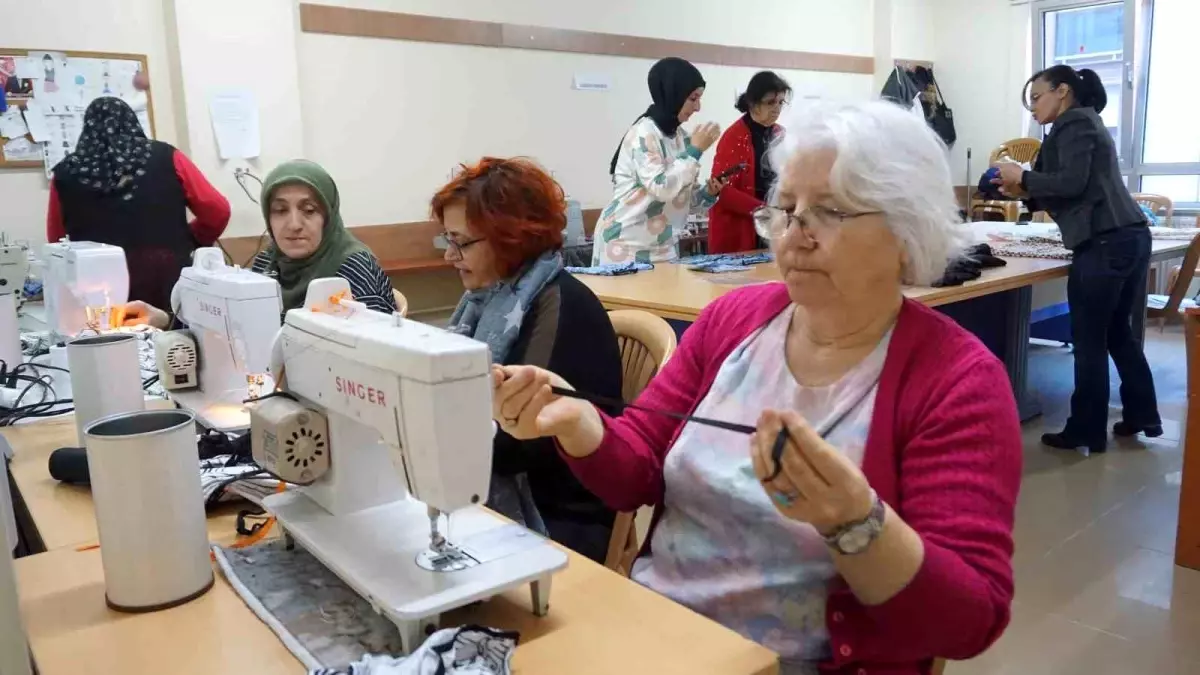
top-left (951, 329), bottom-right (1200, 675)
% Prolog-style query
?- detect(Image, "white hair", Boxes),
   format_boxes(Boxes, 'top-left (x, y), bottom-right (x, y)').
top-left (768, 99), bottom-right (968, 286)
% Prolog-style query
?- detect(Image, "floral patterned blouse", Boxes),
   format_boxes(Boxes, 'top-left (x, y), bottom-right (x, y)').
top-left (592, 117), bottom-right (716, 265)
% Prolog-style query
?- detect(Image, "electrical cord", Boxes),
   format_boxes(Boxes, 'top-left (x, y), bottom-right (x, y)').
top-left (232, 168), bottom-right (270, 267)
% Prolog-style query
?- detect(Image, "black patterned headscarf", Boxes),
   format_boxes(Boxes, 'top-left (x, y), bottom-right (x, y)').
top-left (53, 97), bottom-right (153, 201)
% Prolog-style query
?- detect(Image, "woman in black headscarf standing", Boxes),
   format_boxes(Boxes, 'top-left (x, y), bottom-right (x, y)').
top-left (47, 97), bottom-right (230, 311)
top-left (592, 57), bottom-right (728, 266)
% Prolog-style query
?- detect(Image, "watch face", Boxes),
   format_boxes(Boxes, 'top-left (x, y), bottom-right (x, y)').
top-left (839, 527), bottom-right (872, 554)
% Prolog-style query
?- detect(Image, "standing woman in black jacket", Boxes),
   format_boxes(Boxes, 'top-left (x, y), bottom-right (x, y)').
top-left (994, 65), bottom-right (1161, 455)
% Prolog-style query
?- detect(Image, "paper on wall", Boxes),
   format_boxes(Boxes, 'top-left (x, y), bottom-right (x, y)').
top-left (3, 137), bottom-right (43, 162)
top-left (14, 57), bottom-right (41, 80)
top-left (42, 113), bottom-right (84, 178)
top-left (208, 90), bottom-right (260, 160)
top-left (0, 108), bottom-right (28, 139)
top-left (136, 110), bottom-right (153, 138)
top-left (22, 99), bottom-right (51, 142)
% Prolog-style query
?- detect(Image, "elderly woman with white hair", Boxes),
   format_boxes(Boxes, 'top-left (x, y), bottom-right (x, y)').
top-left (492, 101), bottom-right (1022, 674)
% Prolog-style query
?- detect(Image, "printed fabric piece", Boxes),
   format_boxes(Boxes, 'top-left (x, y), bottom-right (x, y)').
top-left (593, 117), bottom-right (716, 266)
top-left (674, 252), bottom-right (774, 267)
top-left (990, 241), bottom-right (1072, 260)
top-left (310, 627), bottom-right (519, 675)
top-left (1149, 226), bottom-right (1200, 240)
top-left (564, 261), bottom-right (654, 276)
top-left (631, 306), bottom-right (891, 675)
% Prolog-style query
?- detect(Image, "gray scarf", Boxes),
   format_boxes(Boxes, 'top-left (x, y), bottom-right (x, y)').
top-left (449, 250), bottom-right (564, 535)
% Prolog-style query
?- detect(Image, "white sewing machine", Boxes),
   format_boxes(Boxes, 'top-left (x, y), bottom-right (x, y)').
top-left (156, 248), bottom-right (281, 431)
top-left (0, 245), bottom-right (29, 375)
top-left (41, 239), bottom-right (128, 340)
top-left (252, 278), bottom-right (567, 653)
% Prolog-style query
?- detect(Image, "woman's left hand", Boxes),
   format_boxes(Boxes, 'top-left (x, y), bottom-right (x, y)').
top-left (991, 162), bottom-right (1026, 193)
top-left (705, 175), bottom-right (730, 197)
top-left (750, 409), bottom-right (874, 536)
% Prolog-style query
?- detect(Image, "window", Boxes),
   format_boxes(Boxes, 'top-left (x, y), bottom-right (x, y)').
top-left (1034, 0), bottom-right (1200, 208)
top-left (1135, 0), bottom-right (1200, 205)
top-left (1036, 2), bottom-right (1130, 157)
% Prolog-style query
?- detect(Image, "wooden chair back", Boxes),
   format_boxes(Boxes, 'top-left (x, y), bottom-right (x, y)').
top-left (603, 310), bottom-right (677, 576)
top-left (1147, 233), bottom-right (1200, 325)
top-left (1131, 193), bottom-right (1174, 223)
top-left (989, 138), bottom-right (1041, 164)
top-left (392, 289), bottom-right (409, 317)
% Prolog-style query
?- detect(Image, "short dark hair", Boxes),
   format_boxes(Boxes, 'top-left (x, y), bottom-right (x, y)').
top-left (736, 71), bottom-right (792, 113)
top-left (1025, 65), bottom-right (1107, 114)
top-left (430, 157), bottom-right (565, 278)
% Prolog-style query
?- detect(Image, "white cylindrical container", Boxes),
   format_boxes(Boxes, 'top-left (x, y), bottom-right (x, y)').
top-left (0, 293), bottom-right (21, 375)
top-left (67, 334), bottom-right (144, 445)
top-left (47, 344), bottom-right (72, 402)
top-left (84, 409), bottom-right (212, 612)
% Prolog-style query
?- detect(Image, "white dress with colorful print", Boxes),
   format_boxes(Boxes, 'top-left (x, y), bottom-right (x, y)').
top-left (631, 306), bottom-right (891, 675)
top-left (592, 117), bottom-right (717, 265)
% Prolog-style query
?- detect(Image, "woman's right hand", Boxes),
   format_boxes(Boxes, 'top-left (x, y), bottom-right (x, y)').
top-left (690, 122), bottom-right (722, 152)
top-left (120, 301), bottom-right (169, 329)
top-left (491, 365), bottom-right (604, 458)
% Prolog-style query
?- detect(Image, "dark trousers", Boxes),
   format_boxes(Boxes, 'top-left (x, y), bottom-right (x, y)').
top-left (1065, 226), bottom-right (1160, 442)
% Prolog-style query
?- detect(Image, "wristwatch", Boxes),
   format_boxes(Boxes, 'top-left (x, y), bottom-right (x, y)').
top-left (823, 489), bottom-right (885, 555)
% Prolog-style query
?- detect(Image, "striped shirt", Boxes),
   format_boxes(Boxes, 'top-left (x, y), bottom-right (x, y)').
top-left (250, 250), bottom-right (397, 314)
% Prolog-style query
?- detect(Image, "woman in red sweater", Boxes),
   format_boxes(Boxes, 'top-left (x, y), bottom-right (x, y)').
top-left (46, 97), bottom-right (230, 312)
top-left (708, 71), bottom-right (791, 254)
top-left (493, 101), bottom-right (1021, 674)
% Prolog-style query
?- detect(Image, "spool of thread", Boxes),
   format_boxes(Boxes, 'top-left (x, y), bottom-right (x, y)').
top-left (84, 409), bottom-right (212, 612)
top-left (66, 334), bottom-right (144, 445)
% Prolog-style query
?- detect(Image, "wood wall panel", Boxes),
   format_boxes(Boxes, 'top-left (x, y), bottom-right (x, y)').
top-left (299, 4), bottom-right (873, 74)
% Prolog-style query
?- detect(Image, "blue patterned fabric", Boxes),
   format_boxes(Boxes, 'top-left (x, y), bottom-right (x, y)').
top-left (565, 261), bottom-right (654, 276)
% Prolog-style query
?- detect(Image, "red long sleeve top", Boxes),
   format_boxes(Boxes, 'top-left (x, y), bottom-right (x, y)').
top-left (47, 149), bottom-right (230, 245)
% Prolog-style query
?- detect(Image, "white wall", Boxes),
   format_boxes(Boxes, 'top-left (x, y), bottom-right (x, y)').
top-left (300, 0), bottom-right (877, 226)
top-left (167, 0), bottom-right (306, 237)
top-left (0, 0), bottom-right (179, 246)
top-left (933, 0), bottom-right (1034, 183)
top-left (892, 0), bottom-right (938, 63)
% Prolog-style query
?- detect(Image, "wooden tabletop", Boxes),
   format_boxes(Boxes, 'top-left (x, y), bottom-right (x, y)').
top-left (8, 414), bottom-right (778, 675)
top-left (577, 240), bottom-right (1192, 322)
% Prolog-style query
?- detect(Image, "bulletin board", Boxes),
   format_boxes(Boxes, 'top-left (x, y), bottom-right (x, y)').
top-left (0, 49), bottom-right (155, 174)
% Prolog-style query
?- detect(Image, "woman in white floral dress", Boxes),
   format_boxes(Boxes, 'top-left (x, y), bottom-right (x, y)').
top-left (594, 57), bottom-right (728, 266)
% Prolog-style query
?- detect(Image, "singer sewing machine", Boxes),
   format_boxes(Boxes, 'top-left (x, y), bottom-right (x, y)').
top-left (41, 239), bottom-right (128, 340)
top-left (252, 278), bottom-right (567, 653)
top-left (155, 248), bottom-right (282, 431)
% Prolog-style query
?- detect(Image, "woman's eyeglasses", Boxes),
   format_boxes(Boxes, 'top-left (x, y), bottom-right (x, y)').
top-left (436, 233), bottom-right (485, 260)
top-left (752, 204), bottom-right (880, 241)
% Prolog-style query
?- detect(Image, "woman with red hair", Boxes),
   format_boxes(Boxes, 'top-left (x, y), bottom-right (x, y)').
top-left (431, 157), bottom-right (622, 562)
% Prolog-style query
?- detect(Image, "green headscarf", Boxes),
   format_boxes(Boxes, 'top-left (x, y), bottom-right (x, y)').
top-left (260, 160), bottom-right (369, 310)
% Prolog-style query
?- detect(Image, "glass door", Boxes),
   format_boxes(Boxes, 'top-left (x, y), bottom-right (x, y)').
top-left (1133, 0), bottom-right (1200, 208)
top-left (1032, 0), bottom-right (1136, 166)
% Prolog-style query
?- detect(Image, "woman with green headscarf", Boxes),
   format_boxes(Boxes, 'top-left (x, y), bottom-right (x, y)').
top-left (122, 160), bottom-right (396, 327)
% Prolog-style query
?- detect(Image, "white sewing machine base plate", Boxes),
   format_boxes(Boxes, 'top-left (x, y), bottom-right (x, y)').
top-left (263, 490), bottom-right (568, 643)
top-left (169, 388), bottom-right (251, 432)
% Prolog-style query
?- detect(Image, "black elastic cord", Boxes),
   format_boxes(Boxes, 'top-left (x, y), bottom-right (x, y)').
top-left (548, 386), bottom-right (789, 480)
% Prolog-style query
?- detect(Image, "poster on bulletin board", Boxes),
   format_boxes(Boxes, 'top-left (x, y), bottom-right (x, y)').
top-left (0, 49), bottom-right (155, 177)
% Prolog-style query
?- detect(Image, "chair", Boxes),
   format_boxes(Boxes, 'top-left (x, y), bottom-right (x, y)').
top-left (603, 310), bottom-right (677, 576)
top-left (1147, 232), bottom-right (1200, 328)
top-left (1131, 193), bottom-right (1174, 225)
top-left (392, 289), bottom-right (408, 317)
top-left (969, 138), bottom-right (1042, 222)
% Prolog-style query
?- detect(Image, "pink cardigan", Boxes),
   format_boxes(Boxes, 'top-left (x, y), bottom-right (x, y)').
top-left (566, 283), bottom-right (1022, 674)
